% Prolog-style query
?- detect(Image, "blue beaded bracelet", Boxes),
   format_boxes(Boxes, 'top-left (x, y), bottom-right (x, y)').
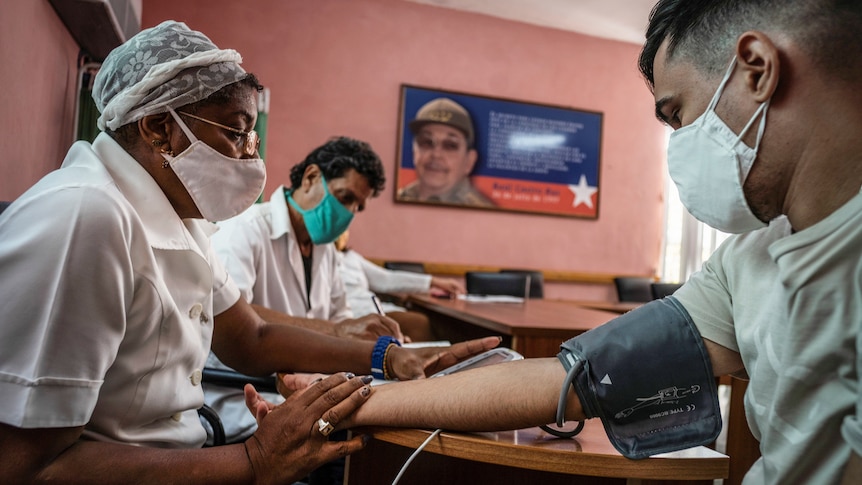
top-left (371, 336), bottom-right (401, 380)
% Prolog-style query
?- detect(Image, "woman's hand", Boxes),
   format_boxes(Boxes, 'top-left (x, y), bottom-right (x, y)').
top-left (242, 372), bottom-right (373, 484)
top-left (387, 336), bottom-right (502, 380)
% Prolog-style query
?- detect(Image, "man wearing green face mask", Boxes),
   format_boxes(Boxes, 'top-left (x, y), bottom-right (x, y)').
top-left (206, 136), bottom-right (405, 444)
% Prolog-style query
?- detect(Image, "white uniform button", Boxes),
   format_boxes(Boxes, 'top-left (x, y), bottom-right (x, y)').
top-left (190, 369), bottom-right (202, 386)
top-left (171, 412), bottom-right (183, 422)
top-left (189, 303), bottom-right (203, 320)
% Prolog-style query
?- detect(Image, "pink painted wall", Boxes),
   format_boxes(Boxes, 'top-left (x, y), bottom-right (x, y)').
top-left (140, 0), bottom-right (667, 300)
top-left (0, 1), bottom-right (79, 199)
top-left (2, 0), bottom-right (666, 300)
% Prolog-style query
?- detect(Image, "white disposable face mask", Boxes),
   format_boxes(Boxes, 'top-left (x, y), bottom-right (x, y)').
top-left (666, 56), bottom-right (769, 234)
top-left (163, 108), bottom-right (266, 222)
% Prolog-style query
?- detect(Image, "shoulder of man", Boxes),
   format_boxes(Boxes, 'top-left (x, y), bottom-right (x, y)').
top-left (447, 180), bottom-right (494, 207)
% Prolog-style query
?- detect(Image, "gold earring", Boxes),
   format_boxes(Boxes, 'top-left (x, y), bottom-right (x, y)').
top-left (157, 141), bottom-right (174, 168)
top-left (153, 139), bottom-right (173, 156)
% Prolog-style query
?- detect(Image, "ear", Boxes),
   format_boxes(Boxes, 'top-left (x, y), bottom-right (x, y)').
top-left (465, 149), bottom-right (479, 174)
top-left (300, 163), bottom-right (322, 193)
top-left (735, 31), bottom-right (780, 103)
top-left (138, 112), bottom-right (175, 154)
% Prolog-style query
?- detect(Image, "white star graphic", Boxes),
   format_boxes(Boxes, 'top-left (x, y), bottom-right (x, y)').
top-left (568, 175), bottom-right (597, 209)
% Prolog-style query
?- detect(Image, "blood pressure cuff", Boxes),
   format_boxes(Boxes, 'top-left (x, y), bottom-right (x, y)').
top-left (557, 296), bottom-right (721, 459)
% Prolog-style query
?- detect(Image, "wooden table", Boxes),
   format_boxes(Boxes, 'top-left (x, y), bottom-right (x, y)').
top-left (346, 419), bottom-right (728, 485)
top-left (403, 294), bottom-right (620, 358)
top-left (564, 299), bottom-right (643, 314)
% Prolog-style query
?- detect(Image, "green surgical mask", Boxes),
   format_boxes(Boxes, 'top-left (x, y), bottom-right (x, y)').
top-left (287, 174), bottom-right (354, 245)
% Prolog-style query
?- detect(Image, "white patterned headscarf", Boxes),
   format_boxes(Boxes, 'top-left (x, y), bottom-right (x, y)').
top-left (93, 20), bottom-right (247, 131)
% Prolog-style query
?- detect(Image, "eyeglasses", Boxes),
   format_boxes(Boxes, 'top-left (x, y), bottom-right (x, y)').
top-left (178, 111), bottom-right (260, 156)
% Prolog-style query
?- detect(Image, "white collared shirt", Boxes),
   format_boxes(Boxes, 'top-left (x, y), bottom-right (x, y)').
top-left (338, 249), bottom-right (431, 316)
top-left (211, 186), bottom-right (351, 321)
top-left (0, 133), bottom-right (240, 448)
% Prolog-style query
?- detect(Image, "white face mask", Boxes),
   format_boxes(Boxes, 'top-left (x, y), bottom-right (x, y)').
top-left (163, 108), bottom-right (266, 222)
top-left (666, 56), bottom-right (769, 234)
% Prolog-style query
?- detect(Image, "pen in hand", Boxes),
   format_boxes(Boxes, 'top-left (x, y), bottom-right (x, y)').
top-left (371, 294), bottom-right (385, 316)
top-left (371, 294), bottom-right (406, 342)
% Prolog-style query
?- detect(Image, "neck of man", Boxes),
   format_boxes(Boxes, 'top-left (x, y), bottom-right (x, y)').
top-left (286, 201), bottom-right (314, 256)
top-left (782, 92), bottom-right (862, 232)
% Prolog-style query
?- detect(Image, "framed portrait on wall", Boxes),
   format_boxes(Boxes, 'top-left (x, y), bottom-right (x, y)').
top-left (394, 85), bottom-right (603, 218)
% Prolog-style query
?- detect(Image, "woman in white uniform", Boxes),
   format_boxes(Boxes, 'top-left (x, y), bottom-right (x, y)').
top-left (0, 20), bottom-right (499, 484)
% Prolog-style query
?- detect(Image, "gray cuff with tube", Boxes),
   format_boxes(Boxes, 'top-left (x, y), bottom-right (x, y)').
top-left (556, 296), bottom-right (721, 459)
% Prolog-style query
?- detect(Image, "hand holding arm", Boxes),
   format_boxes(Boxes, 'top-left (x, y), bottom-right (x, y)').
top-left (387, 336), bottom-right (502, 380)
top-left (244, 372), bottom-right (373, 484)
top-left (274, 372), bottom-right (329, 399)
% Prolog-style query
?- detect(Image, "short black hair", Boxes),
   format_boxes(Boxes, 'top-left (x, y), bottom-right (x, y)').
top-left (638, 0), bottom-right (862, 88)
top-left (289, 137), bottom-right (386, 196)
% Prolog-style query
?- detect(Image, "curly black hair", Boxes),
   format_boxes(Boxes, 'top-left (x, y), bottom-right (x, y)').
top-left (289, 137), bottom-right (386, 196)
